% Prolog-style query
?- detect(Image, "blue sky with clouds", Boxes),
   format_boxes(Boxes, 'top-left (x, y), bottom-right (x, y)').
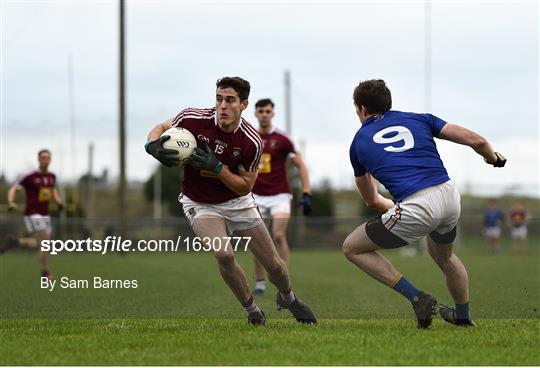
top-left (2, 0), bottom-right (538, 197)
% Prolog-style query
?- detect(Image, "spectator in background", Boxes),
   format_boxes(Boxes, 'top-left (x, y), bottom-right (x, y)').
top-left (483, 198), bottom-right (505, 254)
top-left (509, 201), bottom-right (528, 253)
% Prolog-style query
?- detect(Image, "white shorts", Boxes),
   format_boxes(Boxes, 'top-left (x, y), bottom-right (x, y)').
top-left (511, 225), bottom-right (527, 240)
top-left (366, 180), bottom-right (460, 247)
top-left (484, 226), bottom-right (502, 239)
top-left (24, 215), bottom-right (52, 234)
top-left (179, 193), bottom-right (263, 234)
top-left (253, 193), bottom-right (293, 218)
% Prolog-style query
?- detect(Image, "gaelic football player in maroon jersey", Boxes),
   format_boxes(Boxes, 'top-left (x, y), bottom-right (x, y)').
top-left (145, 77), bottom-right (316, 325)
top-left (509, 202), bottom-right (528, 253)
top-left (7, 149), bottom-right (63, 280)
top-left (250, 99), bottom-right (312, 295)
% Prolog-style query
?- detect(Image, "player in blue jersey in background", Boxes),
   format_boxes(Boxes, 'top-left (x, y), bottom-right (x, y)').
top-left (483, 198), bottom-right (505, 254)
top-left (343, 79), bottom-right (506, 329)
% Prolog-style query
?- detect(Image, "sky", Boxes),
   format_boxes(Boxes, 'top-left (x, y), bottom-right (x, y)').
top-left (1, 0), bottom-right (539, 197)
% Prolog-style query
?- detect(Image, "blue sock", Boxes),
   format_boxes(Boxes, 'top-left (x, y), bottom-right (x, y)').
top-left (393, 276), bottom-right (421, 302)
top-left (455, 302), bottom-right (471, 322)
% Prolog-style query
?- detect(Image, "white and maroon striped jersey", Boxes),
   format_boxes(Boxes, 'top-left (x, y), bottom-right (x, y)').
top-left (172, 107), bottom-right (262, 204)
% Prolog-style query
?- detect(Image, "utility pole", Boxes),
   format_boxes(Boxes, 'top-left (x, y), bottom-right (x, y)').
top-left (87, 142), bottom-right (95, 235)
top-left (424, 1), bottom-right (432, 112)
top-left (422, 1), bottom-right (439, 252)
top-left (118, 0), bottom-right (126, 236)
top-left (153, 166), bottom-right (162, 219)
top-left (284, 70), bottom-right (292, 135)
top-left (284, 69), bottom-right (303, 246)
top-left (68, 53), bottom-right (76, 182)
top-left (66, 53), bottom-right (77, 239)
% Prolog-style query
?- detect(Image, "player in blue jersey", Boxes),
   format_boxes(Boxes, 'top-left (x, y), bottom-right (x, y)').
top-left (483, 199), bottom-right (505, 254)
top-left (343, 79), bottom-right (506, 328)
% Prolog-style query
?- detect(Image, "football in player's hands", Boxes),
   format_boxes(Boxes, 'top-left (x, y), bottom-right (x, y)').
top-left (160, 127), bottom-right (198, 164)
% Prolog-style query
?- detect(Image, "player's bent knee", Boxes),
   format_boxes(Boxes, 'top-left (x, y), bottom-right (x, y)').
top-left (342, 236), bottom-right (357, 259)
top-left (273, 232), bottom-right (286, 246)
top-left (265, 256), bottom-right (285, 276)
top-left (429, 251), bottom-right (452, 270)
top-left (435, 257), bottom-right (452, 272)
top-left (214, 251), bottom-right (235, 267)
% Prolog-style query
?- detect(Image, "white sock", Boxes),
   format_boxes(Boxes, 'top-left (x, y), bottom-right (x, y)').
top-left (280, 289), bottom-right (295, 304)
top-left (242, 296), bottom-right (261, 315)
top-left (255, 280), bottom-right (266, 290)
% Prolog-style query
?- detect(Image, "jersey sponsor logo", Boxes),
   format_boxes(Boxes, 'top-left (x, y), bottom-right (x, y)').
top-left (258, 153), bottom-right (272, 173)
top-left (511, 212), bottom-right (525, 226)
top-left (38, 187), bottom-right (52, 202)
top-left (215, 139), bottom-right (228, 148)
top-left (373, 126), bottom-right (415, 152)
top-left (200, 169), bottom-right (219, 178)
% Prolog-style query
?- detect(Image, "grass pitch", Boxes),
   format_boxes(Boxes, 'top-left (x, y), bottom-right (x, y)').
top-left (1, 319), bottom-right (537, 365)
top-left (1, 240), bottom-right (539, 365)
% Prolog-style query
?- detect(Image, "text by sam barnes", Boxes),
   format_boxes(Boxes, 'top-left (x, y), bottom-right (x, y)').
top-left (41, 276), bottom-right (138, 291)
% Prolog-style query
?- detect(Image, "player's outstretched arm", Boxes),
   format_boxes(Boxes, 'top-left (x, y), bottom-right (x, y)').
top-left (290, 153), bottom-right (312, 215)
top-left (7, 184), bottom-right (21, 211)
top-left (290, 153), bottom-right (311, 194)
top-left (439, 123), bottom-right (506, 167)
top-left (53, 189), bottom-right (63, 210)
top-left (355, 173), bottom-right (394, 212)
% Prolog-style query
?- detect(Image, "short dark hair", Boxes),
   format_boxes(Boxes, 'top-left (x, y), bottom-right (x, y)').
top-left (216, 77), bottom-right (251, 101)
top-left (353, 79), bottom-right (392, 114)
top-left (255, 98), bottom-right (275, 109)
top-left (38, 149), bottom-right (51, 157)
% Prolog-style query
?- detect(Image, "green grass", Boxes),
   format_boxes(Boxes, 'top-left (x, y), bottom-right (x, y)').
top-left (1, 241), bottom-right (539, 365)
top-left (1, 319), bottom-right (538, 365)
